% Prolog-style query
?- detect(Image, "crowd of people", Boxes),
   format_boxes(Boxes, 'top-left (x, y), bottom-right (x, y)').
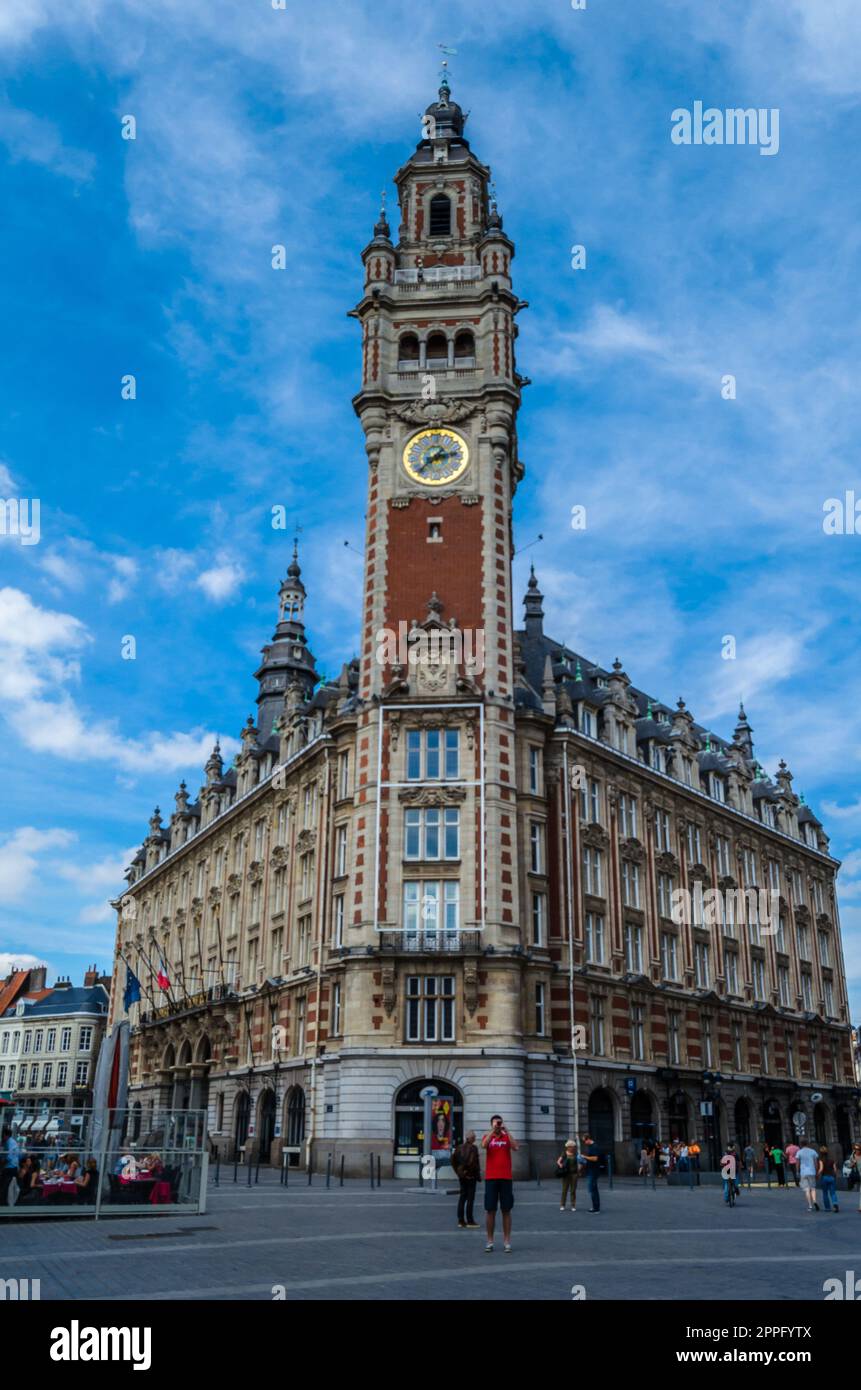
top-left (446, 1119), bottom-right (861, 1249)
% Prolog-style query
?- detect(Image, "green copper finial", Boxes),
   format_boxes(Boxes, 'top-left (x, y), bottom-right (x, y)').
top-left (575, 660), bottom-right (583, 681)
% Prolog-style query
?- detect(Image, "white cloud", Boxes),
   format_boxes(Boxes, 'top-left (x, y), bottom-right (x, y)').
top-left (0, 96), bottom-right (95, 182)
top-left (0, 952), bottom-right (48, 976)
top-left (77, 902), bottom-right (115, 926)
top-left (0, 828), bottom-right (75, 903)
top-left (195, 558), bottom-right (245, 602)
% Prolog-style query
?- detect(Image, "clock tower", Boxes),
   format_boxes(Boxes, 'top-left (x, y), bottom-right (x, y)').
top-left (346, 67), bottom-right (536, 1078)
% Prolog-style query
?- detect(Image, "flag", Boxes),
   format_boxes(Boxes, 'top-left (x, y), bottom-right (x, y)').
top-left (123, 964), bottom-right (141, 1012)
top-left (156, 955), bottom-right (170, 992)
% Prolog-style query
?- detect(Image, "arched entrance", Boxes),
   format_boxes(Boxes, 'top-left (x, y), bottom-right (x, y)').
top-left (587, 1087), bottom-right (615, 1161)
top-left (762, 1098), bottom-right (783, 1150)
top-left (813, 1102), bottom-right (828, 1146)
top-left (668, 1090), bottom-right (689, 1142)
top-left (283, 1086), bottom-right (306, 1166)
top-left (234, 1090), bottom-right (251, 1157)
top-left (631, 1091), bottom-right (655, 1143)
top-left (735, 1098), bottom-right (751, 1151)
top-left (394, 1078), bottom-right (464, 1176)
top-left (258, 1088), bottom-right (276, 1164)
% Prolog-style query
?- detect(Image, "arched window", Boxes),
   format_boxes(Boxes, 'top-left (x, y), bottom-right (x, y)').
top-left (429, 194), bottom-right (452, 238)
top-left (398, 333), bottom-right (420, 370)
top-left (453, 330), bottom-right (475, 366)
top-left (425, 332), bottom-right (448, 368)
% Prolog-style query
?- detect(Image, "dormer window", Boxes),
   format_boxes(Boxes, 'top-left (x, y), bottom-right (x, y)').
top-left (579, 706), bottom-right (595, 737)
top-left (650, 743), bottom-right (664, 773)
top-left (429, 193), bottom-right (452, 238)
top-left (760, 801), bottom-right (776, 828)
top-left (711, 774), bottom-right (726, 803)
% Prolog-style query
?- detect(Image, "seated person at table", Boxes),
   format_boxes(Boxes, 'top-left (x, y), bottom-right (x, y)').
top-left (62, 1152), bottom-right (80, 1179)
top-left (141, 1153), bottom-right (163, 1176)
top-left (75, 1158), bottom-right (99, 1200)
top-left (16, 1156), bottom-right (43, 1204)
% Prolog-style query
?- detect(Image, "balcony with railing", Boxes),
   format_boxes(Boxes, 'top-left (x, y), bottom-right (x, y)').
top-left (394, 265), bottom-right (482, 290)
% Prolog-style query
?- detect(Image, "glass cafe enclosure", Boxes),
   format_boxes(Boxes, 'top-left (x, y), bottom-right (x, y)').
top-left (0, 1103), bottom-right (208, 1219)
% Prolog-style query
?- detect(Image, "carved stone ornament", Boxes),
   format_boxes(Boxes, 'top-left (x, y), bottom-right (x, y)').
top-left (464, 960), bottom-right (479, 1015)
top-left (270, 845), bottom-right (288, 868)
top-left (226, 874), bottom-right (241, 894)
top-left (247, 861), bottom-right (263, 885)
top-left (382, 963), bottom-right (397, 1016)
top-left (581, 823), bottom-right (609, 850)
top-left (688, 862), bottom-right (710, 883)
top-left (296, 828), bottom-right (317, 854)
top-left (398, 786), bottom-right (467, 807)
top-left (391, 398), bottom-right (476, 426)
top-left (655, 851), bottom-right (680, 876)
top-left (619, 837), bottom-right (645, 863)
top-left (207, 886), bottom-right (222, 907)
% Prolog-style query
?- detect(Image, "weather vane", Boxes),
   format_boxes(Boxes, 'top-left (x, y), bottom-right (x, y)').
top-left (437, 43), bottom-right (457, 85)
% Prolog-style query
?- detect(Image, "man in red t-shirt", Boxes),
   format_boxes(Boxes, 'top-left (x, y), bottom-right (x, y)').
top-left (481, 1114), bottom-right (519, 1252)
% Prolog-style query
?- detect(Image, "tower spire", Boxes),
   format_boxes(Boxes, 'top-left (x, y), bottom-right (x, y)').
top-left (253, 542), bottom-right (319, 741)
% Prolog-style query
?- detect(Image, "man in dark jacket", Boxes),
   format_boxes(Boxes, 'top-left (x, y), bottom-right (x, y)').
top-left (452, 1130), bottom-right (480, 1228)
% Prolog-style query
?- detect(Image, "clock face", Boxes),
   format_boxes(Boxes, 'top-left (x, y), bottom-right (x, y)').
top-left (402, 428), bottom-right (469, 487)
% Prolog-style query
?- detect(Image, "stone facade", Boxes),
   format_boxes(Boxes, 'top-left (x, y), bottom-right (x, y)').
top-left (109, 80), bottom-right (858, 1177)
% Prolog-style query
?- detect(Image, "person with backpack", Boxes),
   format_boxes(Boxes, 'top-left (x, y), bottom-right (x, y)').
top-left (452, 1130), bottom-right (481, 1229)
top-left (720, 1143), bottom-right (739, 1205)
top-left (817, 1147), bottom-right (839, 1212)
top-left (556, 1140), bottom-right (579, 1210)
top-left (742, 1142), bottom-right (756, 1185)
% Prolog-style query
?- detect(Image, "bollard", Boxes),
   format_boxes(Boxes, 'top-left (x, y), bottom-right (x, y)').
top-left (608, 1153), bottom-right (614, 1191)
top-left (688, 1162), bottom-right (694, 1192)
top-left (326, 1153), bottom-right (332, 1189)
top-left (376, 1155), bottom-right (382, 1189)
top-left (369, 1153), bottom-right (374, 1188)
top-left (339, 1154), bottom-right (345, 1187)
top-left (307, 1162), bottom-right (312, 1186)
top-left (418, 1155), bottom-right (424, 1188)
top-left (246, 1155), bottom-right (252, 1186)
top-left (214, 1155), bottom-right (220, 1188)
top-left (255, 1160), bottom-right (260, 1185)
top-left (233, 1157), bottom-right (239, 1184)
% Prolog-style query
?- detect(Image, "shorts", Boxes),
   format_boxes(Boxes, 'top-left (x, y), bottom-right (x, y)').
top-left (484, 1178), bottom-right (514, 1213)
top-left (799, 1175), bottom-right (816, 1191)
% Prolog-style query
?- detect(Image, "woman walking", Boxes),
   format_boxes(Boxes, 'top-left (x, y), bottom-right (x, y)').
top-left (852, 1143), bottom-right (861, 1213)
top-left (817, 1147), bottom-right (839, 1212)
top-left (556, 1139), bottom-right (579, 1211)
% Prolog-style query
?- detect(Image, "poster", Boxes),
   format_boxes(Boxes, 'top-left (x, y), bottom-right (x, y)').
top-left (430, 1097), bottom-right (451, 1151)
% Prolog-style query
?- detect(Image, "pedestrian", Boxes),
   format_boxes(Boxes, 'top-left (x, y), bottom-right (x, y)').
top-left (771, 1142), bottom-right (786, 1187)
top-left (581, 1132), bottom-right (601, 1212)
top-left (743, 1142), bottom-right (756, 1184)
top-left (796, 1139), bottom-right (820, 1211)
top-left (817, 1147), bottom-right (839, 1213)
top-left (785, 1139), bottom-right (801, 1187)
top-left (556, 1139), bottom-right (579, 1210)
top-left (638, 1143), bottom-right (650, 1178)
top-left (481, 1115), bottom-right (518, 1253)
top-left (720, 1143), bottom-right (738, 1205)
top-left (678, 1141), bottom-right (689, 1173)
top-left (452, 1129), bottom-right (480, 1229)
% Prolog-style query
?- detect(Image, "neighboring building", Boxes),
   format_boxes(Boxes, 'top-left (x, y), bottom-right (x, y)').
top-left (0, 969), bottom-right (110, 1117)
top-left (110, 78), bottom-right (858, 1173)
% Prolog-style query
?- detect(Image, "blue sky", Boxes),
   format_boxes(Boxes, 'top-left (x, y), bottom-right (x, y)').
top-left (0, 0), bottom-right (859, 1023)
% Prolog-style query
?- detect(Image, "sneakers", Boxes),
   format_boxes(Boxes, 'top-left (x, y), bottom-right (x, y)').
top-left (458, 1222), bottom-right (467, 1229)
top-left (466, 1222), bottom-right (480, 1229)
top-left (485, 1242), bottom-right (493, 1253)
top-left (560, 1205), bottom-right (566, 1211)
top-left (503, 1243), bottom-right (512, 1253)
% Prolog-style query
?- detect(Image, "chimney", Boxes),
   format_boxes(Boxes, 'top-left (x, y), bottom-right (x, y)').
top-left (84, 964), bottom-right (98, 988)
top-left (28, 965), bottom-right (47, 992)
top-left (52, 975), bottom-right (72, 990)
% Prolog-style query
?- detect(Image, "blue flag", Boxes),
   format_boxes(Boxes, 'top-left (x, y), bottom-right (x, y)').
top-left (123, 965), bottom-right (141, 1012)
